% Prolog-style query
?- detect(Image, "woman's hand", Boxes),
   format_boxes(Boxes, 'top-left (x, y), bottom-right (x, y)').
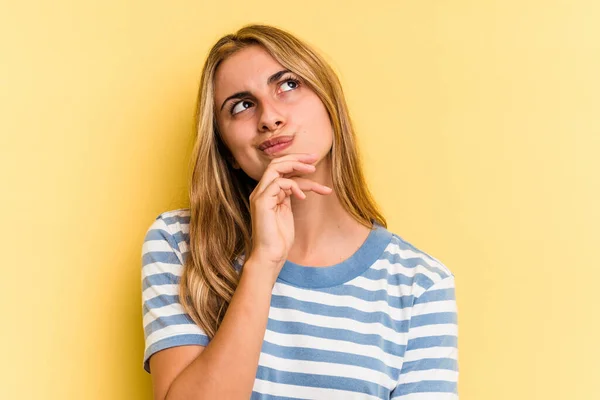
top-left (246, 153), bottom-right (333, 284)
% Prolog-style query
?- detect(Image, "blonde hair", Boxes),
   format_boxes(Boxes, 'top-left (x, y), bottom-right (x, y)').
top-left (180, 24), bottom-right (387, 338)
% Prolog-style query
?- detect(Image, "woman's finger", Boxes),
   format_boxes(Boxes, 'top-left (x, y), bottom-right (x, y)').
top-left (258, 178), bottom-right (304, 204)
top-left (289, 177), bottom-right (333, 196)
top-left (256, 177), bottom-right (331, 208)
top-left (253, 160), bottom-right (316, 197)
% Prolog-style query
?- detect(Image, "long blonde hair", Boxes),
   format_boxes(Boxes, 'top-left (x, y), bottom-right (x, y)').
top-left (180, 24), bottom-right (387, 339)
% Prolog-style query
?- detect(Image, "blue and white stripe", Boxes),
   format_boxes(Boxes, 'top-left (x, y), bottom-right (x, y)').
top-left (142, 209), bottom-right (458, 399)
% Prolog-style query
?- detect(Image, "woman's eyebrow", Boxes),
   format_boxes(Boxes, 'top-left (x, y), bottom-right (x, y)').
top-left (267, 69), bottom-right (291, 85)
top-left (219, 69), bottom-right (292, 112)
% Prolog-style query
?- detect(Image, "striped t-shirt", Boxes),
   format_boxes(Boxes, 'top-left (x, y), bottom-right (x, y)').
top-left (142, 209), bottom-right (459, 399)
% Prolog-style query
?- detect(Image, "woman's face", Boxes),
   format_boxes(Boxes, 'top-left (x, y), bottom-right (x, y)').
top-left (213, 45), bottom-right (334, 181)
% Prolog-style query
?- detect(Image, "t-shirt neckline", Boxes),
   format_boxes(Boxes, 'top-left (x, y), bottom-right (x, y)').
top-left (276, 221), bottom-right (392, 288)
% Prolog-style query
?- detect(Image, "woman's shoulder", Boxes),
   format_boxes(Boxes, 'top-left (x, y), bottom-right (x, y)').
top-left (147, 208), bottom-right (191, 235)
top-left (144, 208), bottom-right (191, 253)
top-left (381, 229), bottom-right (455, 294)
top-left (154, 208), bottom-right (191, 226)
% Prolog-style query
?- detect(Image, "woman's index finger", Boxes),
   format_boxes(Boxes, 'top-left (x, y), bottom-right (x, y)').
top-left (269, 153), bottom-right (318, 165)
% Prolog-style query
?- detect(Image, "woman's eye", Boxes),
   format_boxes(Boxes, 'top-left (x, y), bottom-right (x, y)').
top-left (279, 79), bottom-right (299, 92)
top-left (231, 100), bottom-right (253, 115)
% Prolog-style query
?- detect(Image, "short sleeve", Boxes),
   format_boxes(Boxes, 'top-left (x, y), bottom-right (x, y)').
top-left (141, 215), bottom-right (209, 373)
top-left (390, 275), bottom-right (459, 399)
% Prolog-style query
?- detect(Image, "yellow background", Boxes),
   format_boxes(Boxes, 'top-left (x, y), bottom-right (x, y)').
top-left (1, 1), bottom-right (598, 399)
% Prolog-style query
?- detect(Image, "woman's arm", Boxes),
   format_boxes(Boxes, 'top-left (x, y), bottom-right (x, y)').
top-left (149, 153), bottom-right (330, 399)
top-left (151, 256), bottom-right (275, 400)
top-left (390, 275), bottom-right (459, 399)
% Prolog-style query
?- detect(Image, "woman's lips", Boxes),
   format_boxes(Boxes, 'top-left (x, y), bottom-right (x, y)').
top-left (261, 136), bottom-right (294, 155)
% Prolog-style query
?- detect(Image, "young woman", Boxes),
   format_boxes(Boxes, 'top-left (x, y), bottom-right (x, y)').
top-left (141, 24), bottom-right (458, 399)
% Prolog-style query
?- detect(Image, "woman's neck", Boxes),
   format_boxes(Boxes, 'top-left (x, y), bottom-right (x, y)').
top-left (288, 156), bottom-right (371, 266)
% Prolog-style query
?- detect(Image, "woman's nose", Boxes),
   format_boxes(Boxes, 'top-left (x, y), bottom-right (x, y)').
top-left (258, 100), bottom-right (286, 132)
